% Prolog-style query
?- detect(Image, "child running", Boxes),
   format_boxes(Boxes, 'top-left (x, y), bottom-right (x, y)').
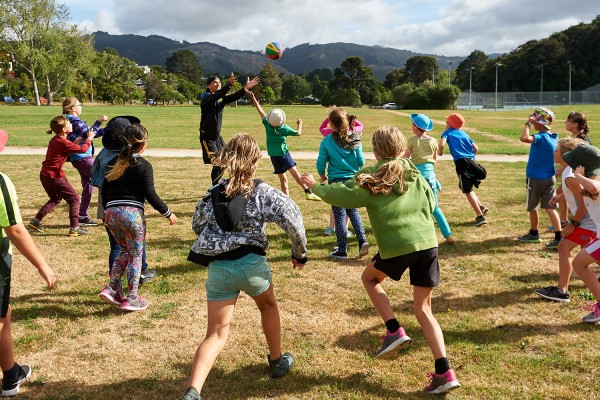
top-left (319, 110), bottom-right (363, 236)
top-left (301, 126), bottom-right (460, 395)
top-left (29, 115), bottom-right (94, 236)
top-left (316, 107), bottom-right (369, 259)
top-left (405, 113), bottom-right (455, 245)
top-left (99, 124), bottom-right (177, 312)
top-left (563, 144), bottom-right (600, 323)
top-left (183, 134), bottom-right (307, 400)
top-left (246, 90), bottom-right (320, 201)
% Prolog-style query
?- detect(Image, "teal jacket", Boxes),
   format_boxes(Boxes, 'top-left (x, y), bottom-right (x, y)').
top-left (313, 158), bottom-right (437, 259)
top-left (316, 134), bottom-right (365, 180)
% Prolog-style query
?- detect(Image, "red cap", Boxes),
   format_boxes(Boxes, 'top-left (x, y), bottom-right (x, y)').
top-left (446, 113), bottom-right (465, 129)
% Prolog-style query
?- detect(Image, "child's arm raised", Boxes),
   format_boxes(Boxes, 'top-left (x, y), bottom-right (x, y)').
top-left (246, 90), bottom-right (266, 119)
top-left (520, 118), bottom-right (535, 144)
top-left (296, 119), bottom-right (303, 136)
top-left (574, 166), bottom-right (600, 194)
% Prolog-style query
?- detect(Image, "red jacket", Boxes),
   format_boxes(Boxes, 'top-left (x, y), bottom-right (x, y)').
top-left (40, 136), bottom-right (91, 179)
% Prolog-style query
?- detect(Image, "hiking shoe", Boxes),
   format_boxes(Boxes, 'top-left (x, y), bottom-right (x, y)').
top-left (479, 204), bottom-right (489, 215)
top-left (181, 387), bottom-right (202, 400)
top-left (330, 249), bottom-right (348, 259)
top-left (546, 239), bottom-right (560, 249)
top-left (323, 227), bottom-right (334, 236)
top-left (1, 364), bottom-right (32, 397)
top-left (535, 286), bottom-right (570, 303)
top-left (517, 232), bottom-right (541, 243)
top-left (98, 285), bottom-right (124, 306)
top-left (78, 217), bottom-right (99, 226)
top-left (268, 352), bottom-right (294, 378)
top-left (68, 226), bottom-right (90, 236)
top-left (305, 192), bottom-right (321, 201)
top-left (358, 242), bottom-right (369, 258)
top-left (121, 294), bottom-right (149, 312)
top-left (425, 369), bottom-right (461, 395)
top-left (582, 302), bottom-right (600, 323)
top-left (28, 218), bottom-right (45, 233)
top-left (139, 269), bottom-right (157, 285)
top-left (374, 328), bottom-right (411, 359)
top-left (474, 215), bottom-right (487, 226)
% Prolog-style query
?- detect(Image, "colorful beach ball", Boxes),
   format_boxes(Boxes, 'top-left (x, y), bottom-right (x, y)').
top-left (265, 42), bottom-right (283, 60)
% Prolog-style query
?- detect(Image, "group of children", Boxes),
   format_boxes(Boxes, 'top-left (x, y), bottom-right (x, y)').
top-left (2, 82), bottom-right (598, 398)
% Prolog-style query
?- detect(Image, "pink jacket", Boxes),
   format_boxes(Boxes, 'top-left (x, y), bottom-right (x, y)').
top-left (319, 118), bottom-right (363, 137)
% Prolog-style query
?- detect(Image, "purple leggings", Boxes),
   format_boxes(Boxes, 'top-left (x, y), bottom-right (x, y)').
top-left (35, 174), bottom-right (80, 228)
top-left (71, 156), bottom-right (95, 218)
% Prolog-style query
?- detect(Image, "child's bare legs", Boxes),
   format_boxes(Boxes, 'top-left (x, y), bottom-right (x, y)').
top-left (558, 196), bottom-right (569, 224)
top-left (556, 239), bottom-right (579, 292)
top-left (572, 251), bottom-right (600, 301)
top-left (187, 298), bottom-right (237, 393)
top-left (545, 208), bottom-right (561, 233)
top-left (361, 262), bottom-right (395, 322)
top-left (277, 173), bottom-right (289, 196)
top-left (413, 286), bottom-right (446, 359)
top-left (0, 307), bottom-right (15, 371)
top-left (251, 284), bottom-right (282, 360)
top-left (464, 191), bottom-right (483, 217)
top-left (287, 166), bottom-right (309, 192)
top-left (528, 209), bottom-right (540, 230)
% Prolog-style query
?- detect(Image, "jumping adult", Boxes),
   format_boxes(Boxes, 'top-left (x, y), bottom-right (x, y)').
top-left (199, 73), bottom-right (259, 184)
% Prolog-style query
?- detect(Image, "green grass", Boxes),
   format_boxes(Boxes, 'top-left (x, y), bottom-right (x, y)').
top-left (3, 103), bottom-right (600, 154)
top-left (3, 153), bottom-right (600, 399)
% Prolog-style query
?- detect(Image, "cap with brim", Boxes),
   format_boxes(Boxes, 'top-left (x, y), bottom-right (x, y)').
top-left (103, 116), bottom-right (141, 150)
top-left (410, 113), bottom-right (434, 131)
top-left (0, 130), bottom-right (7, 153)
top-left (562, 144), bottom-right (600, 178)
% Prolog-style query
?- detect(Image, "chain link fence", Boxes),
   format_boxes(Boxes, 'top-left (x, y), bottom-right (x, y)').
top-left (456, 91), bottom-right (600, 110)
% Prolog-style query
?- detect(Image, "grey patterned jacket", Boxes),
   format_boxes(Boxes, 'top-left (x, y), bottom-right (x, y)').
top-left (189, 180), bottom-right (307, 262)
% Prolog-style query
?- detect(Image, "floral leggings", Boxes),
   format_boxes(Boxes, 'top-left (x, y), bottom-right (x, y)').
top-left (104, 206), bottom-right (146, 296)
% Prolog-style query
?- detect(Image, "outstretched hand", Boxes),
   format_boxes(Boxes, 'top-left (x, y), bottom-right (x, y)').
top-left (245, 77), bottom-right (260, 90)
top-left (575, 165), bottom-right (586, 175)
top-left (229, 72), bottom-right (236, 86)
top-left (301, 173), bottom-right (317, 188)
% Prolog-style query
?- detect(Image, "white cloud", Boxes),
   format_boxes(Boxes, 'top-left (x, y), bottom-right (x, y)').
top-left (62, 0), bottom-right (599, 56)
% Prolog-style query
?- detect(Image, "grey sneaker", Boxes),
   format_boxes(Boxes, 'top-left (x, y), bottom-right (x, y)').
top-left (425, 369), bottom-right (461, 394)
top-left (268, 352), bottom-right (294, 378)
top-left (517, 232), bottom-right (541, 243)
top-left (1, 364), bottom-right (32, 397)
top-left (535, 286), bottom-right (570, 302)
top-left (99, 285), bottom-right (124, 306)
top-left (474, 215), bottom-right (487, 226)
top-left (68, 226), bottom-right (90, 236)
top-left (582, 302), bottom-right (600, 323)
top-left (181, 387), bottom-right (202, 400)
top-left (546, 239), bottom-right (560, 249)
top-left (374, 328), bottom-right (412, 359)
top-left (121, 294), bottom-right (149, 312)
top-left (358, 242), bottom-right (370, 258)
top-left (28, 218), bottom-right (45, 232)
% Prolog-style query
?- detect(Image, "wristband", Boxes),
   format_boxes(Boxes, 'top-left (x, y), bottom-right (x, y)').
top-left (525, 122), bottom-right (532, 127)
top-left (570, 219), bottom-right (580, 227)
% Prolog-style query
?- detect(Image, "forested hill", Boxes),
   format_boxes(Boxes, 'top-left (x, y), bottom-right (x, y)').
top-left (91, 31), bottom-right (462, 80)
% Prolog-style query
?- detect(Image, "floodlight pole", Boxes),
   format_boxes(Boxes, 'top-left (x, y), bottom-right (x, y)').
top-left (448, 62), bottom-right (452, 85)
top-left (495, 63), bottom-right (501, 111)
top-left (567, 60), bottom-right (572, 105)
top-left (469, 67), bottom-right (474, 109)
top-left (90, 78), bottom-right (94, 103)
top-left (540, 64), bottom-right (543, 106)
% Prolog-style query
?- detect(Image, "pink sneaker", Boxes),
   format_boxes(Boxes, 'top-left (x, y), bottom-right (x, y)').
top-left (121, 294), bottom-right (149, 312)
top-left (425, 369), bottom-right (461, 394)
top-left (374, 327), bottom-right (411, 359)
top-left (98, 285), bottom-right (124, 306)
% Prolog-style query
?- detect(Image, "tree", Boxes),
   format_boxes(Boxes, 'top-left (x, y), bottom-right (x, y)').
top-left (325, 89), bottom-right (361, 107)
top-left (281, 74), bottom-right (311, 103)
top-left (329, 56), bottom-right (376, 104)
top-left (311, 75), bottom-right (328, 101)
top-left (259, 63), bottom-right (282, 99)
top-left (404, 56), bottom-right (438, 85)
top-left (383, 69), bottom-right (405, 89)
top-left (94, 48), bottom-right (142, 104)
top-left (307, 68), bottom-right (333, 83)
top-left (165, 49), bottom-right (203, 84)
top-left (391, 83), bottom-right (415, 107)
top-left (454, 50), bottom-right (488, 91)
top-left (262, 86), bottom-right (275, 103)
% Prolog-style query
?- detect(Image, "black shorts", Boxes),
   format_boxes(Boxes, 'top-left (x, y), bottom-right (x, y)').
top-left (270, 152), bottom-right (297, 174)
top-left (454, 158), bottom-right (478, 193)
top-left (372, 248), bottom-right (440, 287)
top-left (0, 283), bottom-right (10, 318)
top-left (200, 135), bottom-right (225, 165)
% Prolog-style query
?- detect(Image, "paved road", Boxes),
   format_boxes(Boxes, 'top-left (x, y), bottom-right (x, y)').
top-left (3, 146), bottom-right (528, 162)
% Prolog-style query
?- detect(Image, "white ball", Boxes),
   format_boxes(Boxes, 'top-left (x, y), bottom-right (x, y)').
top-left (267, 109), bottom-right (286, 127)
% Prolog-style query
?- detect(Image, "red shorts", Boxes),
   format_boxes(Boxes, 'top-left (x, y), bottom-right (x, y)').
top-left (565, 226), bottom-right (597, 246)
top-left (584, 236), bottom-right (600, 261)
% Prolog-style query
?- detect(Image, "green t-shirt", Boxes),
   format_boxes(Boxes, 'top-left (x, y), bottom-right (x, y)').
top-left (0, 172), bottom-right (22, 287)
top-left (262, 116), bottom-right (299, 156)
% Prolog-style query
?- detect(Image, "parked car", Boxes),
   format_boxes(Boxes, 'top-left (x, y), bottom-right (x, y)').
top-left (382, 102), bottom-right (398, 110)
top-left (145, 99), bottom-right (155, 105)
top-left (18, 97), bottom-right (29, 103)
top-left (39, 97), bottom-right (48, 104)
top-left (2, 96), bottom-right (14, 103)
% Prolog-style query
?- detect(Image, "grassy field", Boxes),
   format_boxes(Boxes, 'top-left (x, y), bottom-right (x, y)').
top-left (3, 152), bottom-right (600, 399)
top-left (2, 103), bottom-right (600, 154)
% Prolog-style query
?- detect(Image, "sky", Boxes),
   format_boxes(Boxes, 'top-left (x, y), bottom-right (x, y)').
top-left (62, 0), bottom-right (598, 57)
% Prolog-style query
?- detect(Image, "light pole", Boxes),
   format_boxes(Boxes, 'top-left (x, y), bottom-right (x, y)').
top-left (432, 66), bottom-right (435, 85)
top-left (495, 63), bottom-right (502, 111)
top-left (539, 64), bottom-right (543, 106)
top-left (567, 60), bottom-right (572, 105)
top-left (448, 62), bottom-right (452, 85)
top-left (469, 67), bottom-right (474, 109)
top-left (90, 78), bottom-right (93, 103)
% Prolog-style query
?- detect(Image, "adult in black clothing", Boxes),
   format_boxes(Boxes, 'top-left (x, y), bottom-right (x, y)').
top-left (200, 72), bottom-right (260, 184)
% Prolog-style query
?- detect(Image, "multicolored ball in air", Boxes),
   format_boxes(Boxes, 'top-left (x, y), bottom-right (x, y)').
top-left (265, 42), bottom-right (283, 60)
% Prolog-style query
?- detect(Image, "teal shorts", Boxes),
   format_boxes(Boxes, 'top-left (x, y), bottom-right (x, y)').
top-left (205, 253), bottom-right (272, 301)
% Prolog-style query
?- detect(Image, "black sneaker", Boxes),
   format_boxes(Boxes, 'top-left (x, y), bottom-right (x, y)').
top-left (78, 217), bottom-right (99, 226)
top-left (535, 286), bottom-right (570, 303)
top-left (139, 269), bottom-right (157, 285)
top-left (181, 387), bottom-right (202, 400)
top-left (268, 352), bottom-right (294, 378)
top-left (329, 249), bottom-right (348, 259)
top-left (1, 364), bottom-right (32, 397)
top-left (474, 215), bottom-right (487, 226)
top-left (545, 239), bottom-right (560, 249)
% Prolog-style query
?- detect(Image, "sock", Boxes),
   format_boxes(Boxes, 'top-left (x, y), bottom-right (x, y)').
top-left (434, 357), bottom-right (450, 375)
top-left (2, 363), bottom-right (20, 381)
top-left (530, 229), bottom-right (539, 236)
top-left (304, 188), bottom-right (312, 194)
top-left (384, 318), bottom-right (400, 334)
top-left (555, 231), bottom-right (562, 241)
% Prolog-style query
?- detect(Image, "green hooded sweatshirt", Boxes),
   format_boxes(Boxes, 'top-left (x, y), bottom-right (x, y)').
top-left (313, 158), bottom-right (437, 259)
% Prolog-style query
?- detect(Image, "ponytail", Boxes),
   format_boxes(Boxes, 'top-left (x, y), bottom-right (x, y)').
top-left (105, 124), bottom-right (148, 181)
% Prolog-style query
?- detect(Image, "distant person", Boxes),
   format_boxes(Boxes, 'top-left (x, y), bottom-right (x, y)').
top-left (199, 73), bottom-right (259, 185)
top-left (517, 108), bottom-right (561, 248)
top-left (438, 113), bottom-right (488, 226)
top-left (246, 90), bottom-right (321, 200)
top-left (0, 130), bottom-right (57, 397)
top-left (404, 113), bottom-right (454, 245)
top-left (63, 97), bottom-right (108, 226)
top-left (302, 126), bottom-right (460, 395)
top-left (29, 115), bottom-right (94, 236)
top-left (183, 134), bottom-right (307, 400)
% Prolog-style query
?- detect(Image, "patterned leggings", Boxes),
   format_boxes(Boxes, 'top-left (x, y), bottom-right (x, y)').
top-left (329, 178), bottom-right (367, 253)
top-left (104, 206), bottom-right (146, 296)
